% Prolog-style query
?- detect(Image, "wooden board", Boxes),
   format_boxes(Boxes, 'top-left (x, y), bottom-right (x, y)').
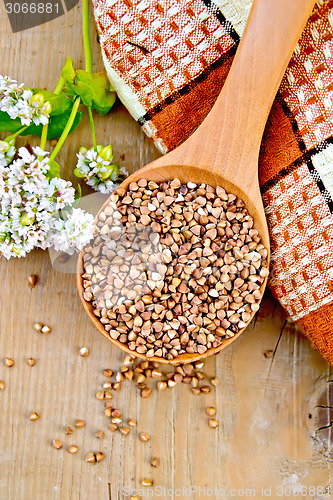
top-left (0, 4), bottom-right (333, 499)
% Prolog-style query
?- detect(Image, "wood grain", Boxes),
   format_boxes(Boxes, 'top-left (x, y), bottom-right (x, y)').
top-left (0, 2), bottom-right (332, 500)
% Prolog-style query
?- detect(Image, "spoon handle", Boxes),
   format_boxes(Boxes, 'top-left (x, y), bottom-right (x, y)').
top-left (164, 0), bottom-right (315, 178)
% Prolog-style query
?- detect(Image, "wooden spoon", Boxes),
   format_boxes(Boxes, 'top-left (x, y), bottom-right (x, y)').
top-left (78, 0), bottom-right (315, 365)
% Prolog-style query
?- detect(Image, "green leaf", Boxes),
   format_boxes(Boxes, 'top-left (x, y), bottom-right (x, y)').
top-left (46, 159), bottom-right (60, 180)
top-left (61, 57), bottom-right (76, 85)
top-left (0, 111), bottom-right (23, 134)
top-left (60, 58), bottom-right (81, 104)
top-left (73, 79), bottom-right (94, 107)
top-left (61, 88), bottom-right (77, 100)
top-left (60, 58), bottom-right (116, 115)
top-left (76, 71), bottom-right (116, 115)
top-left (31, 89), bottom-right (73, 116)
top-left (92, 88), bottom-right (116, 115)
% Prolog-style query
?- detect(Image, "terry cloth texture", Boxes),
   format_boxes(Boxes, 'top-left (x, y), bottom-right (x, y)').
top-left (92, 0), bottom-right (333, 365)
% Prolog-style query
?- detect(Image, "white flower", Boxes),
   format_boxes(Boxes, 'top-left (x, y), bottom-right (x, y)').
top-left (0, 75), bottom-right (50, 126)
top-left (50, 177), bottom-right (75, 209)
top-left (0, 75), bottom-right (19, 93)
top-left (0, 147), bottom-right (94, 259)
top-left (0, 140), bottom-right (16, 167)
top-left (51, 208), bottom-right (95, 254)
top-left (74, 145), bottom-right (127, 194)
top-left (18, 145), bottom-right (35, 164)
top-left (33, 146), bottom-right (48, 157)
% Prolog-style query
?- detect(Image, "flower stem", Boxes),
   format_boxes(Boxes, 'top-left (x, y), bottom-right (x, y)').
top-left (82, 0), bottom-right (97, 150)
top-left (49, 97), bottom-right (81, 162)
top-left (54, 76), bottom-right (65, 95)
top-left (82, 0), bottom-right (92, 73)
top-left (44, 0), bottom-right (92, 165)
top-left (39, 76), bottom-right (65, 152)
top-left (40, 123), bottom-right (48, 151)
top-left (5, 125), bottom-right (28, 142)
top-left (88, 106), bottom-right (97, 151)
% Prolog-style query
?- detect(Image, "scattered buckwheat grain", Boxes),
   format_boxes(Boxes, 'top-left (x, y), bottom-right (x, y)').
top-left (52, 439), bottom-right (63, 450)
top-left (142, 479), bottom-right (153, 487)
top-left (150, 457), bottom-right (160, 468)
top-left (41, 325), bottom-right (51, 334)
top-left (79, 347), bottom-right (89, 357)
top-left (68, 445), bottom-right (79, 454)
top-left (96, 451), bottom-right (105, 462)
top-left (28, 274), bottom-right (38, 287)
top-left (85, 452), bottom-right (96, 463)
top-left (208, 418), bottom-right (219, 428)
top-left (119, 426), bottom-right (130, 436)
top-left (206, 407), bottom-right (216, 417)
top-left (139, 432), bottom-right (150, 442)
top-left (33, 322), bottom-right (43, 332)
top-left (75, 419), bottom-right (86, 428)
top-left (108, 423), bottom-right (118, 432)
top-left (95, 430), bottom-right (105, 439)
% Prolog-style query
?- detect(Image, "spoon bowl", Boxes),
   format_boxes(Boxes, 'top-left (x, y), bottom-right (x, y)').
top-left (77, 163), bottom-right (269, 365)
top-left (77, 0), bottom-right (315, 364)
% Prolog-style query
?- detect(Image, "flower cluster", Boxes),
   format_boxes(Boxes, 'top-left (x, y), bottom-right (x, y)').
top-left (74, 145), bottom-right (127, 194)
top-left (0, 75), bottom-right (51, 126)
top-left (0, 146), bottom-right (94, 259)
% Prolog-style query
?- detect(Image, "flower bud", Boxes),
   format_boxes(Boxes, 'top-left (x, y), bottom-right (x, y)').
top-left (99, 145), bottom-right (113, 162)
top-left (79, 146), bottom-right (87, 155)
top-left (74, 167), bottom-right (86, 179)
top-left (30, 93), bottom-right (45, 108)
top-left (110, 164), bottom-right (120, 181)
top-left (98, 164), bottom-right (115, 180)
top-left (43, 101), bottom-right (52, 115)
top-left (20, 213), bottom-right (35, 226)
top-left (0, 140), bottom-right (12, 153)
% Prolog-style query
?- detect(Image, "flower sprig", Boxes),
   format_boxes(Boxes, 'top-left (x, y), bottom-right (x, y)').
top-left (0, 0), bottom-right (127, 259)
top-left (0, 76), bottom-right (51, 126)
top-left (0, 79), bottom-right (83, 140)
top-left (0, 145), bottom-right (94, 258)
top-left (74, 145), bottom-right (128, 194)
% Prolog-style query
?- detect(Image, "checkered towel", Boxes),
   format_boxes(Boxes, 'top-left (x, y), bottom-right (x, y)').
top-left (92, 0), bottom-right (333, 365)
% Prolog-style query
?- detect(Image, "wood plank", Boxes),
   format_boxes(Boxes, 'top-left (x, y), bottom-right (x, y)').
top-left (0, 3), bottom-right (332, 499)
